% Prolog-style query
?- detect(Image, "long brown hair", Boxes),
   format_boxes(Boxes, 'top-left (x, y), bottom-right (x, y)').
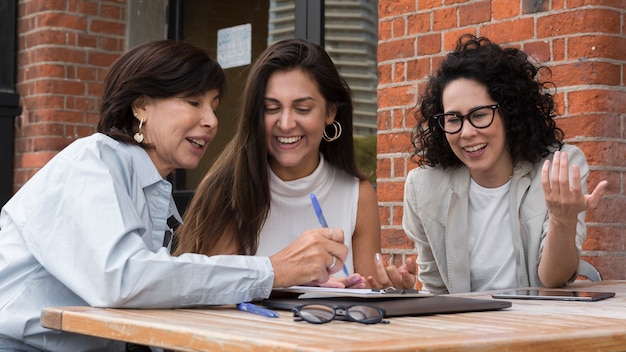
top-left (174, 38), bottom-right (363, 256)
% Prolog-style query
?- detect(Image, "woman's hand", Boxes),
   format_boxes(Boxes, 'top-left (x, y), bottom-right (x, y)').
top-left (366, 253), bottom-right (417, 290)
top-left (270, 228), bottom-right (348, 288)
top-left (542, 151), bottom-right (608, 224)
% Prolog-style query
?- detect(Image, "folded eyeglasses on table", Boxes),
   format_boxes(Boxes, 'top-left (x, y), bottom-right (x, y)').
top-left (292, 304), bottom-right (389, 324)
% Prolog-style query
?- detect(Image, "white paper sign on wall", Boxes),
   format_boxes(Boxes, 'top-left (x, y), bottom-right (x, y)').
top-left (217, 23), bottom-right (251, 69)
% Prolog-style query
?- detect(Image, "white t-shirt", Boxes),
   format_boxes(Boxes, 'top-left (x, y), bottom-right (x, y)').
top-left (467, 178), bottom-right (517, 291)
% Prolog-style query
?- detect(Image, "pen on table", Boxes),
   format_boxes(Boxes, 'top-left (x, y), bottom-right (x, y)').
top-left (309, 193), bottom-right (350, 276)
top-left (236, 302), bottom-right (279, 318)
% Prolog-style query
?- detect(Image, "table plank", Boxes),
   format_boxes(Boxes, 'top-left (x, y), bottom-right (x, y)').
top-left (41, 280), bottom-right (626, 351)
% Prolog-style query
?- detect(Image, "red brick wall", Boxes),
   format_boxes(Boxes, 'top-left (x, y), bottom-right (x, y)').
top-left (15, 0), bottom-right (126, 190)
top-left (377, 1), bottom-right (626, 281)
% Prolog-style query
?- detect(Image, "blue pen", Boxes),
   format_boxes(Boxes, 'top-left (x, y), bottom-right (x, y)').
top-left (236, 302), bottom-right (279, 318)
top-left (309, 193), bottom-right (350, 276)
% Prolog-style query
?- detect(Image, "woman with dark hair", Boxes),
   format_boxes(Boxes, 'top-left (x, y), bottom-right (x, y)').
top-left (0, 40), bottom-right (347, 351)
top-left (403, 34), bottom-right (607, 294)
top-left (175, 38), bottom-right (384, 288)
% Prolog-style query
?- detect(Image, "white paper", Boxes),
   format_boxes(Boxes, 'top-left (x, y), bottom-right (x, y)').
top-left (217, 23), bottom-right (251, 69)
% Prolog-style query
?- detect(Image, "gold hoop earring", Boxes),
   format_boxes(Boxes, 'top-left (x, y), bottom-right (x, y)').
top-left (323, 120), bottom-right (342, 142)
top-left (134, 116), bottom-right (144, 143)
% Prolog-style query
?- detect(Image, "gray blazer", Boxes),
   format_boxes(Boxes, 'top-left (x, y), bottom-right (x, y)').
top-left (403, 144), bottom-right (588, 294)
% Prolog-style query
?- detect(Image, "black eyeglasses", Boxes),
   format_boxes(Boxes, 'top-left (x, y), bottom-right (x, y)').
top-left (292, 304), bottom-right (388, 324)
top-left (433, 104), bottom-right (500, 134)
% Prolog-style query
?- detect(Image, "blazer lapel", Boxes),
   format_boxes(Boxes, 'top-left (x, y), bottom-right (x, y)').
top-left (445, 168), bottom-right (472, 293)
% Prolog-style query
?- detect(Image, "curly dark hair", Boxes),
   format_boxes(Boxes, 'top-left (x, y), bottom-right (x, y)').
top-left (411, 34), bottom-right (563, 168)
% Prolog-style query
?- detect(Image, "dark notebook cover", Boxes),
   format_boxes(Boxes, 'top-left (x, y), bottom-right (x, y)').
top-left (262, 294), bottom-right (511, 317)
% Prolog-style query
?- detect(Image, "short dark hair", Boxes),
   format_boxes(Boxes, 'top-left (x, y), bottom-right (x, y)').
top-left (412, 34), bottom-right (563, 168)
top-left (98, 40), bottom-right (225, 147)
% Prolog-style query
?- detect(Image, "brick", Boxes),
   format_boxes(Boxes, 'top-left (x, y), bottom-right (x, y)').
top-left (23, 63), bottom-right (66, 80)
top-left (67, 96), bottom-right (98, 111)
top-left (379, 0), bottom-right (416, 18)
top-left (20, 151), bottom-right (58, 169)
top-left (378, 132), bottom-right (412, 154)
top-left (377, 180), bottom-right (405, 202)
top-left (558, 114), bottom-right (621, 139)
top-left (378, 38), bottom-right (416, 62)
top-left (593, 256), bottom-right (626, 281)
top-left (433, 7), bottom-right (457, 31)
top-left (493, 1), bottom-right (520, 19)
top-left (568, 35), bottom-right (626, 61)
top-left (90, 19), bottom-right (125, 35)
top-left (22, 95), bottom-right (66, 110)
top-left (551, 0), bottom-right (565, 10)
top-left (33, 79), bottom-right (86, 96)
top-left (407, 12), bottom-right (430, 35)
top-left (393, 156), bottom-right (406, 178)
top-left (584, 170), bottom-right (619, 198)
top-left (377, 158), bottom-right (392, 179)
top-left (553, 61), bottom-right (621, 87)
top-left (392, 204), bottom-right (404, 226)
top-left (34, 46), bottom-right (87, 64)
top-left (393, 61), bottom-right (406, 83)
top-left (568, 0), bottom-right (626, 10)
top-left (392, 108), bottom-right (406, 130)
top-left (567, 89), bottom-right (625, 115)
top-left (574, 141), bottom-right (626, 167)
top-left (379, 205), bottom-right (391, 226)
top-left (77, 34), bottom-right (98, 49)
top-left (76, 1), bottom-right (100, 16)
top-left (537, 9), bottom-right (621, 38)
top-left (21, 122), bottom-right (66, 137)
top-left (552, 38), bottom-right (566, 61)
top-left (392, 16), bottom-right (406, 37)
top-left (101, 4), bottom-right (124, 20)
top-left (33, 136), bottom-right (73, 152)
top-left (38, 12), bottom-right (87, 31)
top-left (30, 110), bottom-right (87, 124)
top-left (459, 0), bottom-right (491, 26)
top-left (588, 195), bottom-right (626, 224)
top-left (443, 29), bottom-right (476, 51)
top-left (480, 17), bottom-right (534, 43)
top-left (406, 57), bottom-right (430, 81)
top-left (76, 66), bottom-right (98, 81)
top-left (24, 29), bottom-right (69, 47)
top-left (417, 33), bottom-right (441, 55)
top-left (418, 0), bottom-right (442, 11)
top-left (377, 109), bottom-right (392, 131)
top-left (523, 40), bottom-right (551, 63)
top-left (26, 0), bottom-right (69, 13)
top-left (378, 84), bottom-right (417, 109)
top-left (381, 228), bottom-right (414, 249)
top-left (379, 19), bottom-right (393, 41)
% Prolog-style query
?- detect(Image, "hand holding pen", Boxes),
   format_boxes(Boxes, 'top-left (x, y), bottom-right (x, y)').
top-left (310, 193), bottom-right (350, 276)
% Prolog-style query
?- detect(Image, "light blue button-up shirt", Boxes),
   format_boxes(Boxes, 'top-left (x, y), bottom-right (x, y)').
top-left (0, 133), bottom-right (274, 351)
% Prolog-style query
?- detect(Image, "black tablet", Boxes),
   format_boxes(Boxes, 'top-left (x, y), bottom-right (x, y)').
top-left (491, 289), bottom-right (615, 301)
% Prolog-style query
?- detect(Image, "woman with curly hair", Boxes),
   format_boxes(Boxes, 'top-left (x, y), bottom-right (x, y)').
top-left (403, 34), bottom-right (607, 294)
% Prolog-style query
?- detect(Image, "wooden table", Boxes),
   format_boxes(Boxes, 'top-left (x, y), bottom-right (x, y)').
top-left (41, 280), bottom-right (626, 351)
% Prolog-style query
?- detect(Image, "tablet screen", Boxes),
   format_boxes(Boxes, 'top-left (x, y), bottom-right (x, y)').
top-left (491, 289), bottom-right (615, 301)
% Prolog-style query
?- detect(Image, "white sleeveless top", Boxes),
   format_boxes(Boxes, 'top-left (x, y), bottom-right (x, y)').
top-left (256, 155), bottom-right (359, 276)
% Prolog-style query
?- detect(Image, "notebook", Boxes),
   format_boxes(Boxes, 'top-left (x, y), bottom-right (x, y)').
top-left (262, 294), bottom-right (512, 317)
